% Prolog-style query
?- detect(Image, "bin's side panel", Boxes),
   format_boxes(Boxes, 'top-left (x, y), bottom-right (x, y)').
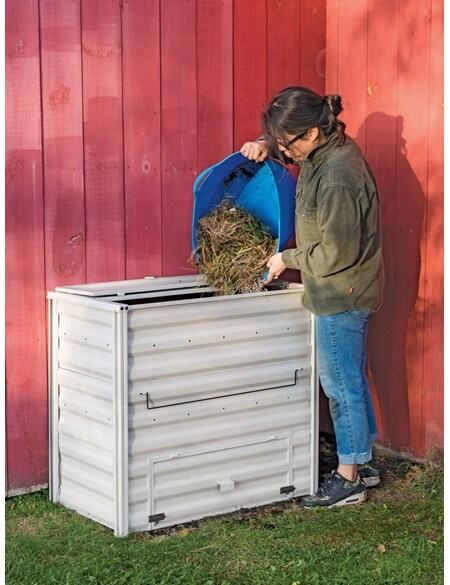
top-left (127, 292), bottom-right (310, 407)
top-left (126, 291), bottom-right (314, 532)
top-left (56, 300), bottom-right (116, 530)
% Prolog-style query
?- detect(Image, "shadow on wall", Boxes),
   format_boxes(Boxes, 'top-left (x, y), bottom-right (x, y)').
top-left (355, 112), bottom-right (425, 452)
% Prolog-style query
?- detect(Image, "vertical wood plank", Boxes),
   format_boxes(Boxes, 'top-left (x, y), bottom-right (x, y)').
top-left (233, 0), bottom-right (267, 147)
top-left (320, 0), bottom-right (337, 436)
top-left (364, 0), bottom-right (406, 448)
top-left (81, 0), bottom-right (125, 282)
top-left (5, 0), bottom-right (47, 490)
top-left (336, 0), bottom-right (368, 150)
top-left (197, 0), bottom-right (233, 171)
top-left (396, 0), bottom-right (431, 456)
top-left (325, 0), bottom-right (339, 94)
top-left (267, 0), bottom-right (300, 99)
top-left (122, 0), bottom-right (162, 279)
top-left (299, 0), bottom-right (326, 93)
top-left (161, 0), bottom-right (197, 276)
top-left (40, 0), bottom-right (86, 292)
top-left (322, 0), bottom-right (363, 438)
top-left (423, 0), bottom-right (443, 453)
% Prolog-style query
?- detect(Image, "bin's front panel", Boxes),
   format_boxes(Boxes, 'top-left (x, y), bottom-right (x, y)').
top-left (127, 290), bottom-right (309, 408)
top-left (128, 384), bottom-right (311, 532)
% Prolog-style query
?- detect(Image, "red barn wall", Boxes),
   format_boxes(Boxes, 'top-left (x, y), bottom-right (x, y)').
top-left (326, 0), bottom-right (443, 458)
top-left (6, 0), bottom-right (326, 493)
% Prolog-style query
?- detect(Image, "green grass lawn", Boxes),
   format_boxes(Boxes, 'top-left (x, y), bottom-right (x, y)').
top-left (6, 456), bottom-right (443, 585)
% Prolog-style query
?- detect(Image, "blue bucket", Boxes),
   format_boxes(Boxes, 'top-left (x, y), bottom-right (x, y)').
top-left (192, 151), bottom-right (296, 257)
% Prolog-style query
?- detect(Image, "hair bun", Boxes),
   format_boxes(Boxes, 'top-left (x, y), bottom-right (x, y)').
top-left (324, 94), bottom-right (343, 117)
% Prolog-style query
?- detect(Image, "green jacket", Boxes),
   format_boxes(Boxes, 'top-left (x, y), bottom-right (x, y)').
top-left (280, 131), bottom-right (385, 315)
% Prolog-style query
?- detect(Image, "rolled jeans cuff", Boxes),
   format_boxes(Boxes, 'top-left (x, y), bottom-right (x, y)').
top-left (338, 446), bottom-right (373, 465)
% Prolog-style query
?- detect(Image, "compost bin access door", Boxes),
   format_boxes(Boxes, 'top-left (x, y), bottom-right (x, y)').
top-left (148, 435), bottom-right (293, 529)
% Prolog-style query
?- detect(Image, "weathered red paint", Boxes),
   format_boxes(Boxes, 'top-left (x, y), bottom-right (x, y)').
top-left (161, 0), bottom-right (198, 277)
top-left (82, 0), bottom-right (126, 282)
top-left (422, 0), bottom-right (443, 453)
top-left (5, 0), bottom-right (333, 493)
top-left (40, 0), bottom-right (86, 291)
top-left (6, 0), bottom-right (48, 491)
top-left (326, 0), bottom-right (443, 458)
top-left (122, 0), bottom-right (162, 279)
top-left (267, 0), bottom-right (301, 98)
top-left (197, 0), bottom-right (234, 171)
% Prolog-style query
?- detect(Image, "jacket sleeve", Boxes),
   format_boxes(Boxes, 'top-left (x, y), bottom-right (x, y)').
top-left (281, 184), bottom-right (361, 277)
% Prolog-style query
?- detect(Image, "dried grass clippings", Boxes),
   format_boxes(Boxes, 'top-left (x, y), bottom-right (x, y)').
top-left (195, 198), bottom-right (276, 295)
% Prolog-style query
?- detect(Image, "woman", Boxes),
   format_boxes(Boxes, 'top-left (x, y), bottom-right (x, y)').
top-left (240, 86), bottom-right (385, 508)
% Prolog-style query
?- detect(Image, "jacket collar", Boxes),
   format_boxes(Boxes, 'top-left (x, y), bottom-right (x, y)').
top-left (303, 129), bottom-right (347, 168)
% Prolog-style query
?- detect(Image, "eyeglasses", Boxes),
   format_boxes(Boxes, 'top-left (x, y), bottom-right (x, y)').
top-left (276, 131), bottom-right (307, 150)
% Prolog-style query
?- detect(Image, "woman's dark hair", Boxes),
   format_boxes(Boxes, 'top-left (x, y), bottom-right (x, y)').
top-left (262, 86), bottom-right (346, 148)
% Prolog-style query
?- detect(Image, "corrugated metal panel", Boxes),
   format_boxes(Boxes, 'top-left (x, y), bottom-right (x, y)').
top-left (56, 301), bottom-right (115, 324)
top-left (129, 385), bottom-right (310, 457)
top-left (53, 299), bottom-right (116, 529)
top-left (58, 303), bottom-right (114, 379)
top-left (59, 480), bottom-right (115, 529)
top-left (127, 288), bottom-right (303, 325)
top-left (57, 369), bottom-right (114, 402)
top-left (58, 410), bottom-right (115, 525)
top-left (128, 385), bottom-right (312, 531)
top-left (59, 339), bottom-right (113, 380)
top-left (128, 289), bottom-right (308, 405)
top-left (131, 361), bottom-right (311, 408)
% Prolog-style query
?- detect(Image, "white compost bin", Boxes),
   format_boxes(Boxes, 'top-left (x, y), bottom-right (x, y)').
top-left (48, 276), bottom-right (318, 536)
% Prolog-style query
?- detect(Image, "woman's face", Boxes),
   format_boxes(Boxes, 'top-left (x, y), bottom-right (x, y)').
top-left (276, 127), bottom-right (320, 163)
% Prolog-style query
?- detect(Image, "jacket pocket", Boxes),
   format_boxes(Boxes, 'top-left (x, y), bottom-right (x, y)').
top-left (300, 207), bottom-right (317, 222)
top-left (296, 187), bottom-right (317, 221)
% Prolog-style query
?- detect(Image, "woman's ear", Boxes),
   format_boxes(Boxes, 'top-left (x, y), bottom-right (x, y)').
top-left (308, 127), bottom-right (320, 142)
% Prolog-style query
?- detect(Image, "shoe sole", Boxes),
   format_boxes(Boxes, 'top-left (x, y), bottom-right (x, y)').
top-left (360, 476), bottom-right (381, 488)
top-left (328, 489), bottom-right (367, 507)
top-left (301, 489), bottom-right (367, 509)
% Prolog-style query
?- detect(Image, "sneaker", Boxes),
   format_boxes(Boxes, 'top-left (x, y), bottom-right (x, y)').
top-left (299, 470), bottom-right (367, 508)
top-left (359, 463), bottom-right (381, 488)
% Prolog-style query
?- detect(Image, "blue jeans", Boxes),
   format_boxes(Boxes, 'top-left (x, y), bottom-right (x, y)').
top-left (316, 309), bottom-right (378, 465)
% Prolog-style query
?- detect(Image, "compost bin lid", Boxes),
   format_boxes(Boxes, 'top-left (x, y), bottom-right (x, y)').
top-left (54, 275), bottom-right (206, 297)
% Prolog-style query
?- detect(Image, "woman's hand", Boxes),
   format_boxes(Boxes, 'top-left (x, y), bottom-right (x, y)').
top-left (264, 253), bottom-right (287, 283)
top-left (240, 140), bottom-right (269, 163)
